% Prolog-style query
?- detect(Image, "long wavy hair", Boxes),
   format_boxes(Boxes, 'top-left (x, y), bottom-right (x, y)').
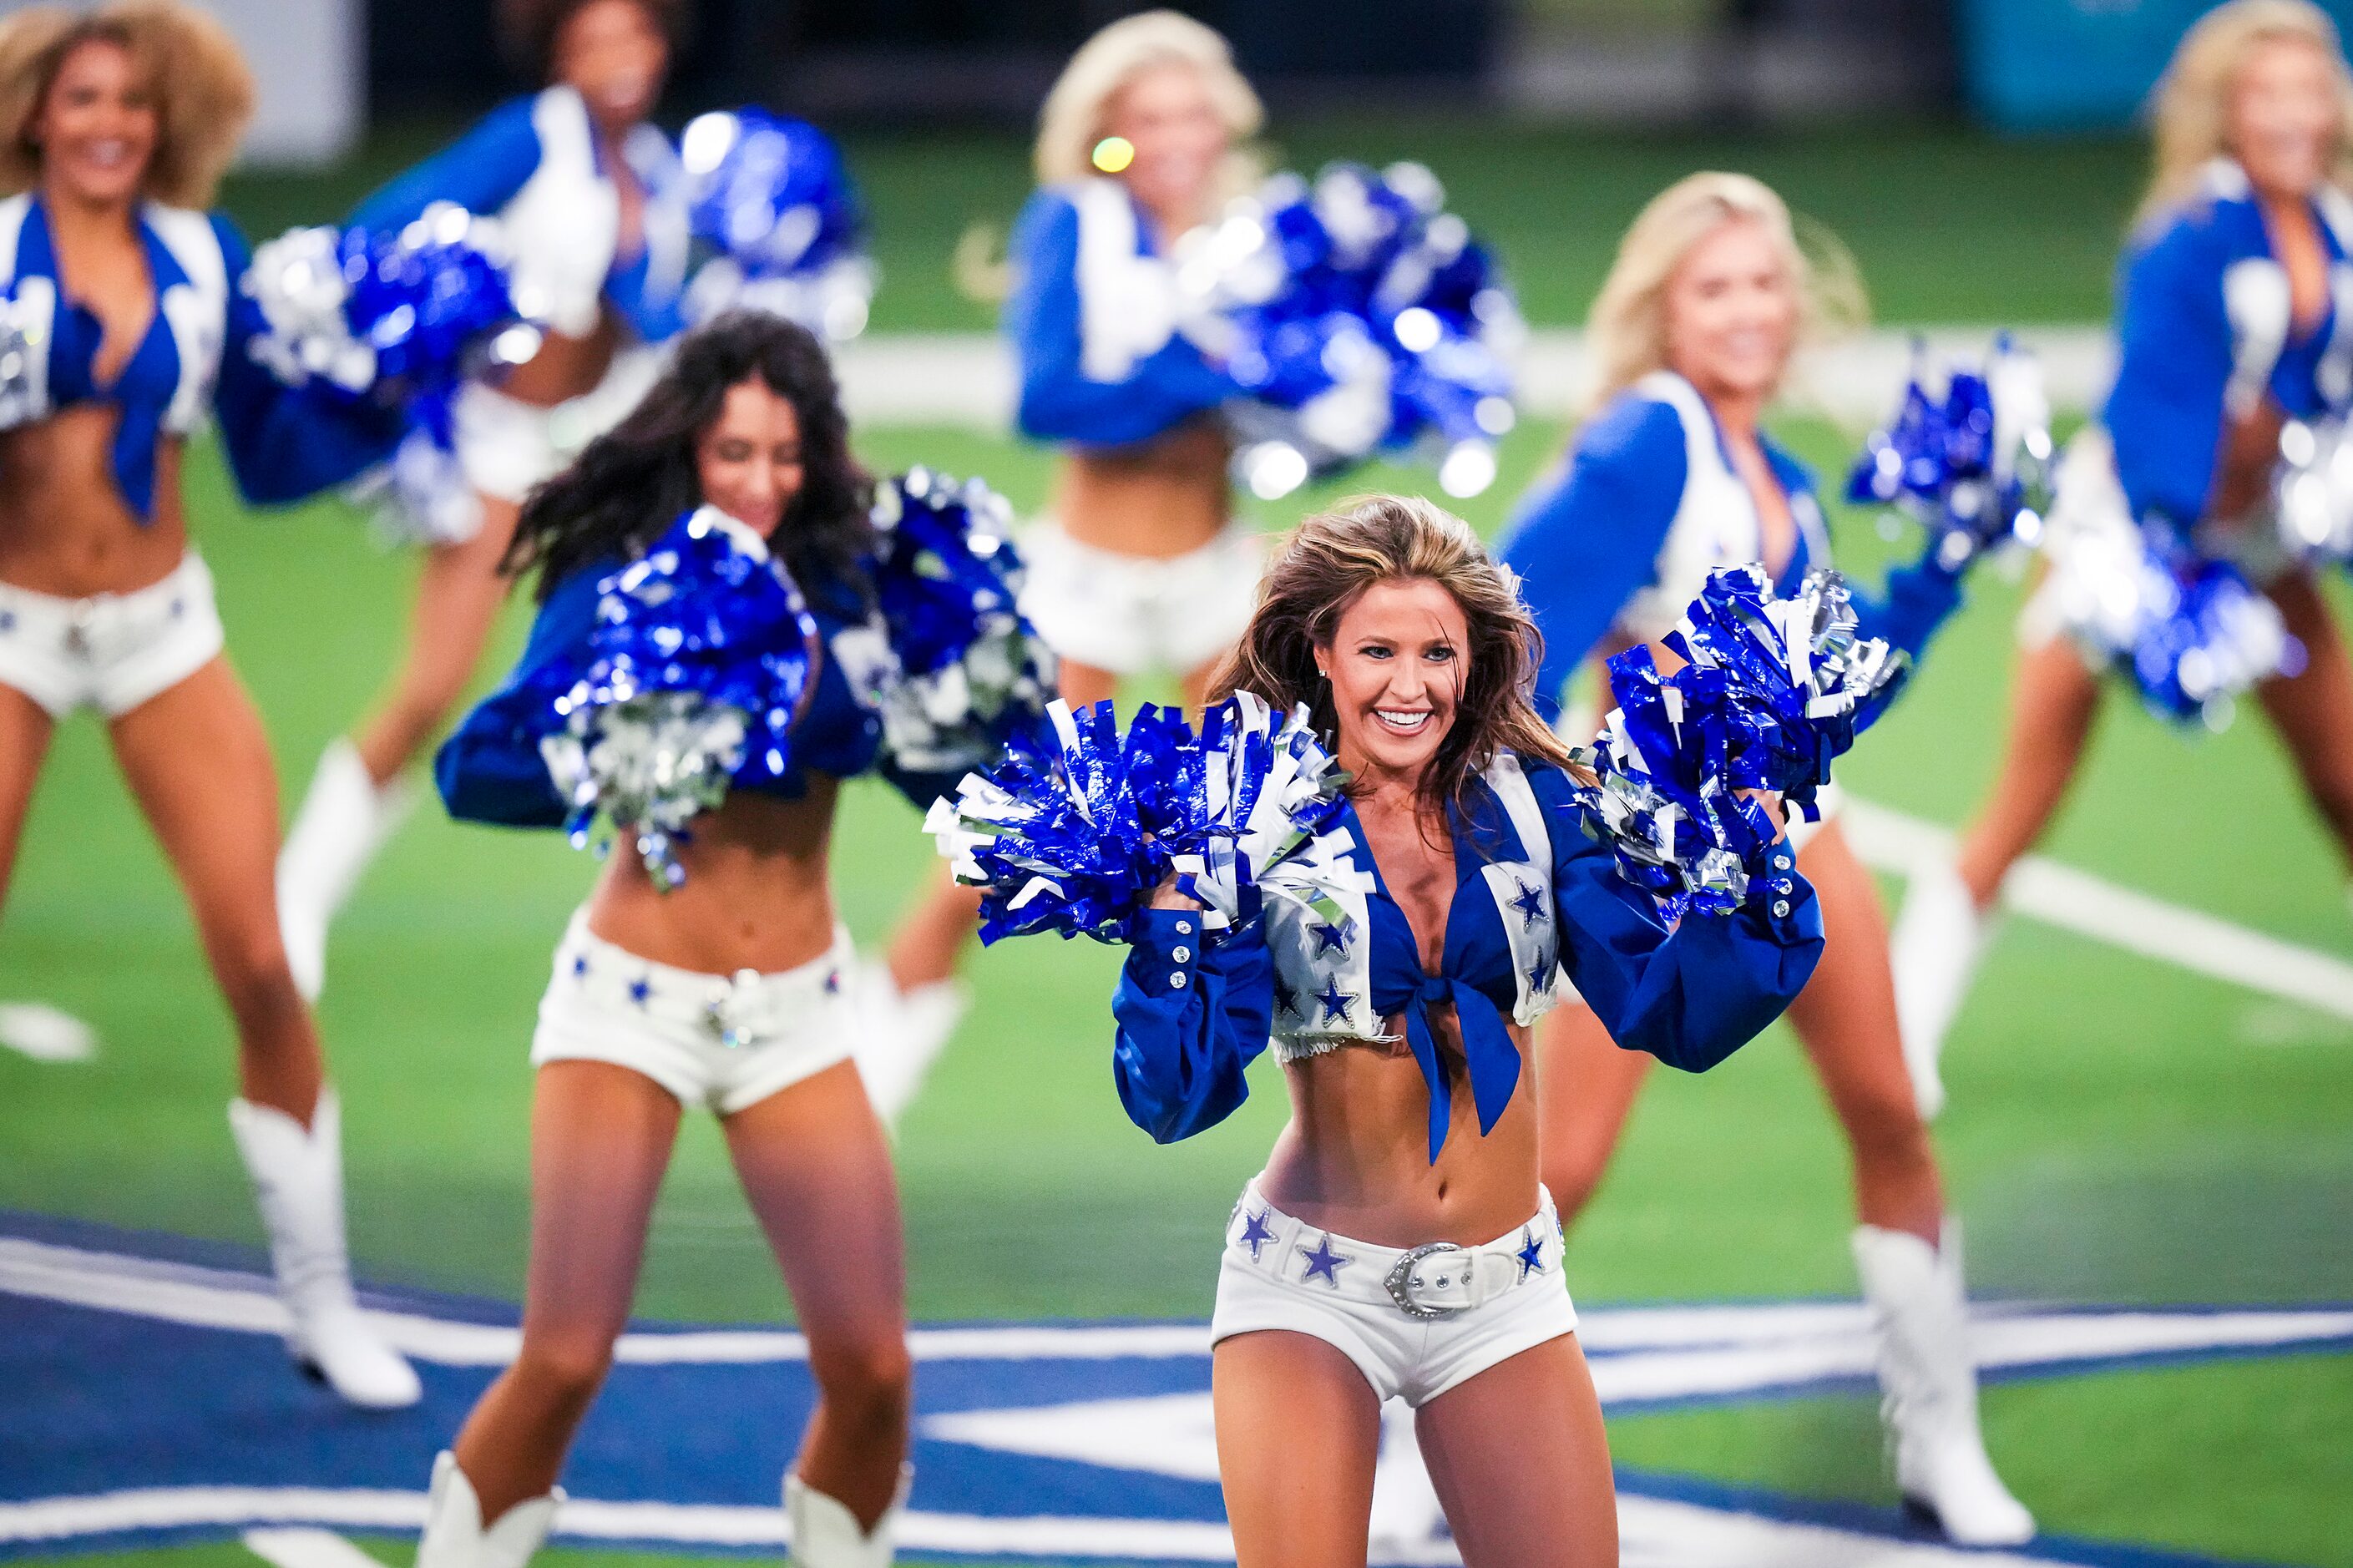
top-left (1208, 495), bottom-right (1575, 819)
top-left (496, 0), bottom-right (691, 82)
top-left (505, 311), bottom-right (873, 604)
top-left (1582, 170), bottom-right (1866, 414)
top-left (2138, 0), bottom-right (2353, 228)
top-left (0, 2), bottom-right (253, 210)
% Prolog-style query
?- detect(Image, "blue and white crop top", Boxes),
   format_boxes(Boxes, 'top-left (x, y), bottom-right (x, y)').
top-left (353, 85), bottom-right (691, 346)
top-left (0, 193), bottom-right (401, 519)
top-left (1112, 749), bottom-right (1824, 1161)
top-left (1004, 180), bottom-right (1236, 448)
top-left (435, 549), bottom-right (906, 827)
top-left (2105, 158), bottom-right (2353, 533)
top-left (1498, 370), bottom-right (1966, 722)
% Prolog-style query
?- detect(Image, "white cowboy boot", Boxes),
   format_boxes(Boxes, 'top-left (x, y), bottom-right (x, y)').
top-left (229, 1089), bottom-right (421, 1409)
top-left (1852, 1222), bottom-right (2034, 1546)
top-left (849, 961), bottom-right (968, 1128)
top-left (278, 738), bottom-right (416, 1001)
top-left (416, 1452), bottom-right (562, 1568)
top-left (1887, 857), bottom-right (1999, 1120)
top-left (785, 1465), bottom-right (910, 1568)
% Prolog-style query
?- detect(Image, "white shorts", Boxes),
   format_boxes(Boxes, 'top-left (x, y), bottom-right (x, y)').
top-left (1209, 1181), bottom-right (1577, 1407)
top-left (530, 910), bottom-right (860, 1115)
top-left (454, 346), bottom-right (666, 505)
top-left (1018, 522), bottom-right (1262, 677)
top-left (0, 553), bottom-right (224, 719)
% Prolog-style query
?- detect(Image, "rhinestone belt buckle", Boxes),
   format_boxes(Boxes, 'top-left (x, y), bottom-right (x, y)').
top-left (1384, 1242), bottom-right (1469, 1320)
top-left (703, 969), bottom-right (764, 1050)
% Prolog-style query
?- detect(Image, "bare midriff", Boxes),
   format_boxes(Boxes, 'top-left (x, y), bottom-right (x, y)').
top-left (499, 309), bottom-right (625, 408)
top-left (1258, 1012), bottom-right (1542, 1249)
top-left (0, 410), bottom-right (187, 597)
top-left (1051, 417), bottom-right (1231, 559)
top-left (583, 779), bottom-right (841, 978)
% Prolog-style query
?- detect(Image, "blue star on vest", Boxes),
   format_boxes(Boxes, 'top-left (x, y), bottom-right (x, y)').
top-left (1272, 976), bottom-right (1303, 1019)
top-left (1238, 1209), bottom-right (1275, 1260)
top-left (1515, 1230), bottom-right (1546, 1280)
top-left (1315, 979), bottom-right (1355, 1024)
top-left (1526, 949), bottom-right (1556, 995)
top-left (628, 976), bottom-right (653, 1006)
top-left (1310, 919), bottom-right (1351, 956)
top-left (1299, 1234), bottom-right (1349, 1287)
top-left (1508, 881), bottom-right (1546, 929)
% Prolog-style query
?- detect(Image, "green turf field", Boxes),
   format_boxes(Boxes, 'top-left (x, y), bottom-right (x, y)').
top-left (3, 119), bottom-right (2350, 1567)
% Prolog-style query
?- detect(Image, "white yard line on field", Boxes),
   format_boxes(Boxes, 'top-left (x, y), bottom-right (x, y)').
top-left (1844, 797), bottom-right (2353, 1022)
top-left (242, 1527), bottom-right (388, 1568)
top-left (830, 326), bottom-right (2114, 432)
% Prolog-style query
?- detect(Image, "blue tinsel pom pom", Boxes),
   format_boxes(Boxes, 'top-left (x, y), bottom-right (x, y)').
top-left (929, 693), bottom-right (1348, 945)
top-left (1566, 566), bottom-right (1900, 919)
top-left (679, 108), bottom-right (874, 342)
top-left (1846, 336), bottom-right (2054, 569)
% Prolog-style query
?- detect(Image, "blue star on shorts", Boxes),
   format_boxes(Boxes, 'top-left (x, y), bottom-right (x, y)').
top-left (1515, 1230), bottom-right (1546, 1279)
top-left (1299, 1234), bottom-right (1350, 1287)
top-left (629, 977), bottom-right (653, 1007)
top-left (1238, 1209), bottom-right (1274, 1260)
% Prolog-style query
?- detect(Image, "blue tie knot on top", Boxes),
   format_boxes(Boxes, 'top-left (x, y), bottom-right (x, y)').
top-left (245, 201), bottom-right (541, 544)
top-left (1566, 564), bottom-right (1900, 920)
top-left (501, 507), bottom-right (817, 888)
top-left (1845, 333), bottom-right (2055, 570)
top-left (929, 691), bottom-right (1349, 946)
top-left (1170, 159), bottom-right (1521, 503)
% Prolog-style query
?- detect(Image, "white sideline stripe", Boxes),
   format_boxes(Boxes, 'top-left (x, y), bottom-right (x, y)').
top-left (1843, 797), bottom-right (2353, 1023)
top-left (242, 1527), bottom-right (387, 1568)
top-left (832, 326), bottom-right (2113, 432)
top-left (0, 1487), bottom-right (2057, 1566)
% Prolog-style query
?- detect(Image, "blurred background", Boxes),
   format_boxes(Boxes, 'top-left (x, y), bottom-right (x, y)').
top-left (2, 3), bottom-right (2350, 1568)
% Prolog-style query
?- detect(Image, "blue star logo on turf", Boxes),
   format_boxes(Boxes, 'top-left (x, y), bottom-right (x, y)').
top-left (629, 976), bottom-right (653, 1007)
top-left (1508, 881), bottom-right (1546, 929)
top-left (1299, 1234), bottom-right (1349, 1287)
top-left (1238, 1209), bottom-right (1274, 1260)
top-left (1515, 1229), bottom-right (1546, 1280)
top-left (1315, 979), bottom-right (1355, 1025)
top-left (1310, 919), bottom-right (1351, 957)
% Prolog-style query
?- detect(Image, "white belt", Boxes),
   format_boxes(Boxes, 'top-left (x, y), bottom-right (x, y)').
top-left (1224, 1181), bottom-right (1563, 1319)
top-left (552, 913), bottom-right (848, 1050)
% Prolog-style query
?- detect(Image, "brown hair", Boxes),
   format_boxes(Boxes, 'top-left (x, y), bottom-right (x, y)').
top-left (1208, 494), bottom-right (1576, 818)
top-left (0, 2), bottom-right (253, 209)
top-left (496, 0), bottom-right (691, 82)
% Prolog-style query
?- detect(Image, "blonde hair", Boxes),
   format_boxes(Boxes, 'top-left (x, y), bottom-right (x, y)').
top-left (0, 2), bottom-right (252, 209)
top-left (2140, 0), bottom-right (2353, 225)
top-left (1209, 494), bottom-right (1576, 817)
top-left (1031, 9), bottom-right (1262, 193)
top-left (1582, 170), bottom-right (1865, 411)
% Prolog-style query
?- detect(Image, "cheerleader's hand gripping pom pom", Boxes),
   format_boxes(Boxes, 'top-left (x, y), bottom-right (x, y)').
top-left (1176, 160), bottom-right (1521, 503)
top-left (1846, 334), bottom-right (2053, 569)
top-left (679, 108), bottom-right (874, 342)
top-left (925, 692), bottom-right (1348, 946)
top-left (1566, 565), bottom-right (1901, 919)
top-left (245, 204), bottom-right (541, 545)
top-left (523, 508), bottom-right (817, 888)
top-left (853, 468), bottom-right (1056, 786)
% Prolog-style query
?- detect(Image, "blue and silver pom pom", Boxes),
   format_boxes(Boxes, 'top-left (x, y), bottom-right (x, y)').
top-left (2271, 415), bottom-right (2353, 567)
top-left (530, 508), bottom-right (818, 887)
top-left (1846, 335), bottom-right (2053, 569)
top-left (1566, 565), bottom-right (1900, 918)
top-left (856, 468), bottom-right (1056, 788)
top-left (2047, 506), bottom-right (2304, 730)
top-left (1176, 160), bottom-right (1521, 502)
top-left (927, 693), bottom-right (1348, 945)
top-left (679, 108), bottom-right (875, 343)
top-left (245, 202), bottom-right (542, 545)
top-left (0, 281), bottom-right (46, 430)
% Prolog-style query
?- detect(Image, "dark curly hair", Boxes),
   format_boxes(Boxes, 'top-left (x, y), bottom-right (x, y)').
top-left (495, 0), bottom-right (691, 82)
top-left (505, 311), bottom-right (874, 606)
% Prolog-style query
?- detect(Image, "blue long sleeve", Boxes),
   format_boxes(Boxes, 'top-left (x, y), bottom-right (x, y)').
top-left (1004, 190), bottom-right (1235, 448)
top-left (1531, 763), bottom-right (1822, 1071)
top-left (210, 215), bottom-right (404, 505)
top-left (2104, 215), bottom-right (2236, 531)
top-left (352, 98), bottom-right (542, 230)
top-left (1498, 395), bottom-right (1688, 721)
top-left (435, 566), bottom-right (605, 828)
top-left (1111, 908), bottom-right (1277, 1142)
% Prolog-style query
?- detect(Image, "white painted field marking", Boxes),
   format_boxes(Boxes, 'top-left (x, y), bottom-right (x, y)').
top-left (0, 1002), bottom-right (97, 1063)
top-left (831, 326), bottom-right (2114, 432)
top-left (242, 1527), bottom-right (387, 1568)
top-left (1844, 797), bottom-right (2353, 1023)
